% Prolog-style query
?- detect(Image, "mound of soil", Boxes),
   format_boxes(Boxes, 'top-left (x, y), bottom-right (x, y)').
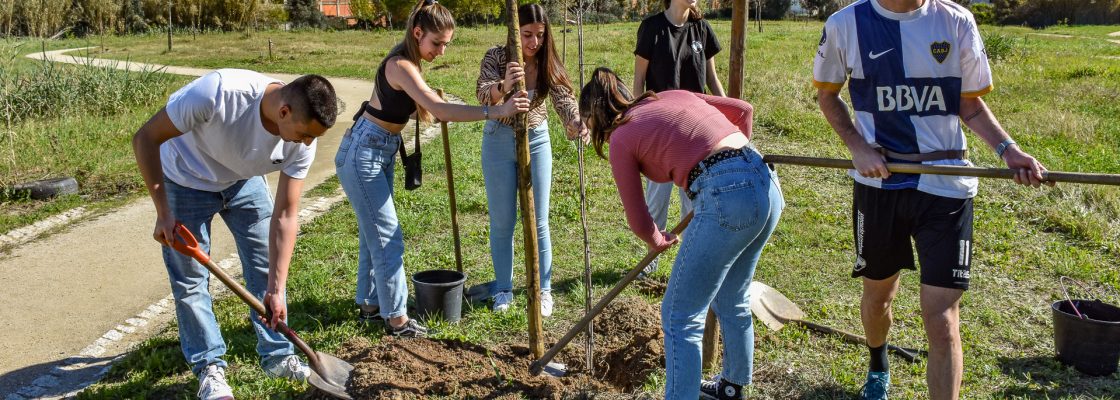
top-left (306, 297), bottom-right (664, 399)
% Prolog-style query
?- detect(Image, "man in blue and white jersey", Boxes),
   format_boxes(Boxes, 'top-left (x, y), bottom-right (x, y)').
top-left (812, 0), bottom-right (1050, 399)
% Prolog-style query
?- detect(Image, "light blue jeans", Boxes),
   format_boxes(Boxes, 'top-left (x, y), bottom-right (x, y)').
top-left (481, 120), bottom-right (553, 293)
top-left (161, 175), bottom-right (295, 377)
top-left (662, 147), bottom-right (784, 399)
top-left (335, 118), bottom-right (409, 319)
top-left (645, 180), bottom-right (693, 234)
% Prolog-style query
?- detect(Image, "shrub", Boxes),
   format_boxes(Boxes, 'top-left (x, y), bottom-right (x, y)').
top-left (286, 0), bottom-right (326, 28)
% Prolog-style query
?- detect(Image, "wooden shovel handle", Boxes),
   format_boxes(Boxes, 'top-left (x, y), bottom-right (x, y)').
top-left (169, 223), bottom-right (324, 371)
top-left (763, 154), bottom-right (1120, 186)
top-left (796, 320), bottom-right (921, 363)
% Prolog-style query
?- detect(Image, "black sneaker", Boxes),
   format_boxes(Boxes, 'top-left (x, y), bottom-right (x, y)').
top-left (387, 319), bottom-right (428, 338)
top-left (358, 306), bottom-right (383, 324)
top-left (699, 375), bottom-right (745, 400)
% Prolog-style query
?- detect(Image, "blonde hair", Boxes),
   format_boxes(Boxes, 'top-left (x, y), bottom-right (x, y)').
top-left (389, 0), bottom-right (455, 122)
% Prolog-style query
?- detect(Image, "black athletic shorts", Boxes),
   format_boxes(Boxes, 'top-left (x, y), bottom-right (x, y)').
top-left (851, 182), bottom-right (974, 290)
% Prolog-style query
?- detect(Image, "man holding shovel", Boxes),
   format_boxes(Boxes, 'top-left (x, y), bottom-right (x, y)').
top-left (132, 69), bottom-right (338, 400)
top-left (812, 0), bottom-right (1050, 399)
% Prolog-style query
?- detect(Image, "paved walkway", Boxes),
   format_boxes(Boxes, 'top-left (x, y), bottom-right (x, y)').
top-left (1, 48), bottom-right (376, 398)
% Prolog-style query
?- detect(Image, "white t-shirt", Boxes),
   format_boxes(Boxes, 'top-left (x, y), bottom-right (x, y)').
top-left (812, 0), bottom-right (992, 199)
top-left (161, 69), bottom-right (316, 192)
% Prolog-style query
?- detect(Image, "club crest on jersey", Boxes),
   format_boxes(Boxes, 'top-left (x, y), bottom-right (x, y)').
top-left (691, 40), bottom-right (703, 54)
top-left (930, 41), bottom-right (951, 63)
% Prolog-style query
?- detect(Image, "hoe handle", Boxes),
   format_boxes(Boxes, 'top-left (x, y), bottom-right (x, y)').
top-left (796, 320), bottom-right (922, 363)
top-left (763, 154), bottom-right (1120, 186)
top-left (169, 223), bottom-right (324, 371)
top-left (530, 213), bottom-right (694, 375)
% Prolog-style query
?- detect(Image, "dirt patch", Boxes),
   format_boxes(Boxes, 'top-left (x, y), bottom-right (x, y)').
top-left (633, 278), bottom-right (667, 298)
top-left (306, 297), bottom-right (664, 399)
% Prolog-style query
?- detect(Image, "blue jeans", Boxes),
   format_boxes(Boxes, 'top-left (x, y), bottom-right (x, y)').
top-left (481, 120), bottom-right (553, 293)
top-left (161, 175), bottom-right (295, 377)
top-left (335, 118), bottom-right (409, 319)
top-left (645, 179), bottom-right (693, 232)
top-left (662, 147), bottom-right (784, 399)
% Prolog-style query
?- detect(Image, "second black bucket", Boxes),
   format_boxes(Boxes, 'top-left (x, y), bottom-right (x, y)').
top-left (412, 269), bottom-right (467, 323)
top-left (1052, 299), bottom-right (1120, 376)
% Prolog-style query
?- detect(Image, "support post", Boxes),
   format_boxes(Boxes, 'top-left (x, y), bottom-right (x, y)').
top-left (167, 0), bottom-right (173, 51)
top-left (504, 0), bottom-right (544, 359)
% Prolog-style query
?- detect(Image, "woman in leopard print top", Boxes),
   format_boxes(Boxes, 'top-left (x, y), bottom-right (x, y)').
top-left (474, 2), bottom-right (588, 317)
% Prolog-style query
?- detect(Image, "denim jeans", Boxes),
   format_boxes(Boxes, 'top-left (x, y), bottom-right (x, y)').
top-left (335, 118), bottom-right (409, 319)
top-left (161, 175), bottom-right (295, 377)
top-left (481, 120), bottom-right (553, 293)
top-left (661, 147), bottom-right (784, 399)
top-left (645, 180), bottom-right (694, 233)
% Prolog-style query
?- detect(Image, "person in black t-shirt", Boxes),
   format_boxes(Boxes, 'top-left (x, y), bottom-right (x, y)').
top-left (632, 0), bottom-right (725, 279)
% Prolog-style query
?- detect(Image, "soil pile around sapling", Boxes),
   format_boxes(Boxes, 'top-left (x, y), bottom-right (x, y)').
top-left (305, 296), bottom-right (665, 399)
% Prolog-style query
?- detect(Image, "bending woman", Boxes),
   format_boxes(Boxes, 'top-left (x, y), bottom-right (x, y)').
top-left (335, 0), bottom-right (530, 337)
top-left (579, 67), bottom-right (781, 400)
top-left (475, 2), bottom-right (588, 317)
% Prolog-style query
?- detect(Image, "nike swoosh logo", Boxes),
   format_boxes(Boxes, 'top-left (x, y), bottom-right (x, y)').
top-left (868, 48), bottom-right (894, 59)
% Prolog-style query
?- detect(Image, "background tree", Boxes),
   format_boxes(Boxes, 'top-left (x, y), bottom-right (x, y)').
top-left (286, 0), bottom-right (325, 28)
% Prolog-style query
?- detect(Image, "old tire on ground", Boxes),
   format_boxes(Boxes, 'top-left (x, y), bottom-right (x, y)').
top-left (10, 177), bottom-right (79, 200)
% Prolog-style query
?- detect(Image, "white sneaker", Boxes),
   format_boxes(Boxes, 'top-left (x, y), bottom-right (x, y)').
top-left (540, 290), bottom-right (554, 317)
top-left (262, 354), bottom-right (311, 382)
top-left (492, 291), bottom-right (514, 312)
top-left (197, 364), bottom-right (234, 400)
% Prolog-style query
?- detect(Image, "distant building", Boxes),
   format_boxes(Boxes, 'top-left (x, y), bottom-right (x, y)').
top-left (319, 0), bottom-right (353, 18)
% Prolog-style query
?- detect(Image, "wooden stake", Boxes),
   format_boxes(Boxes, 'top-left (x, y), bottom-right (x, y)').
top-left (437, 89), bottom-right (463, 273)
top-left (505, 0), bottom-right (544, 359)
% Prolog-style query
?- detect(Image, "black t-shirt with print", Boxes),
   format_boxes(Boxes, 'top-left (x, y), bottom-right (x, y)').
top-left (634, 13), bottom-right (722, 94)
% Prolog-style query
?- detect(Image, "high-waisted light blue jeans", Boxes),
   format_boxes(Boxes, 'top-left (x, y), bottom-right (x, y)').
top-left (335, 118), bottom-right (409, 319)
top-left (481, 120), bottom-right (553, 293)
top-left (662, 146), bottom-right (784, 399)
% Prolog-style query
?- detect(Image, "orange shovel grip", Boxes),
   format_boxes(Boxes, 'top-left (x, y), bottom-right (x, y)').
top-left (171, 223), bottom-right (211, 264)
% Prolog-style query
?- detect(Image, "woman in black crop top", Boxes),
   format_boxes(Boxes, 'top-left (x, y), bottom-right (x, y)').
top-left (335, 0), bottom-right (530, 338)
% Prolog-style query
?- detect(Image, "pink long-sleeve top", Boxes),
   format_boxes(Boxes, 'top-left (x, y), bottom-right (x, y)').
top-left (609, 90), bottom-right (754, 248)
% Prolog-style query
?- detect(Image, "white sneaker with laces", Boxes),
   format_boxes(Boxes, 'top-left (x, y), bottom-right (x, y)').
top-left (197, 364), bottom-right (234, 400)
top-left (262, 354), bottom-right (311, 382)
top-left (540, 290), bottom-right (554, 317)
top-left (492, 291), bottom-right (514, 312)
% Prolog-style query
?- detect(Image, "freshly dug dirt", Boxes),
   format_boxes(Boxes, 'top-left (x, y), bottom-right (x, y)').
top-left (306, 297), bottom-right (664, 399)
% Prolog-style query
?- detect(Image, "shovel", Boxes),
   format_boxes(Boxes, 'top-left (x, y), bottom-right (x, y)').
top-left (169, 223), bottom-right (354, 399)
top-left (748, 281), bottom-right (924, 363)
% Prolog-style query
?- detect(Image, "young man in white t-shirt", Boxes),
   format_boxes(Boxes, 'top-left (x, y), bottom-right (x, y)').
top-left (132, 69), bottom-right (337, 400)
top-left (812, 1), bottom-right (1050, 399)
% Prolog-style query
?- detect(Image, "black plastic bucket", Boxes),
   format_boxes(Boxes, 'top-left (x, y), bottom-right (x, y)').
top-left (412, 269), bottom-right (467, 323)
top-left (1052, 299), bottom-right (1120, 376)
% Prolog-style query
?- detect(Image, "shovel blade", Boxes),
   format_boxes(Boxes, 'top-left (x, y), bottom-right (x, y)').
top-left (307, 351), bottom-right (354, 399)
top-left (749, 282), bottom-right (785, 330)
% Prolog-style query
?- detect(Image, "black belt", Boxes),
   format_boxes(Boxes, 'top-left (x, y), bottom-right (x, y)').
top-left (875, 148), bottom-right (967, 162)
top-left (686, 148), bottom-right (747, 200)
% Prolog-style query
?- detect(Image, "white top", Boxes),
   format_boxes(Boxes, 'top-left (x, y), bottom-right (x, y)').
top-left (812, 0), bottom-right (992, 199)
top-left (161, 69), bottom-right (316, 192)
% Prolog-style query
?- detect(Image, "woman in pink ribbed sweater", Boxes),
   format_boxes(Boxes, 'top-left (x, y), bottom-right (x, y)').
top-left (579, 67), bottom-right (784, 400)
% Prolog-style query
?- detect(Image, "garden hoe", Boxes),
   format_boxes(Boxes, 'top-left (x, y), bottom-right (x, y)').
top-left (170, 224), bottom-right (354, 399)
top-left (748, 281), bottom-right (925, 363)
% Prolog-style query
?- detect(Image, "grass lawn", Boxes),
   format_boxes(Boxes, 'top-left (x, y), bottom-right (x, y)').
top-left (0, 41), bottom-right (191, 235)
top-left (73, 20), bottom-right (1120, 399)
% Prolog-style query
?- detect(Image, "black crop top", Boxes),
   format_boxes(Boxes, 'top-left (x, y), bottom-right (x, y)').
top-left (365, 54), bottom-right (417, 124)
